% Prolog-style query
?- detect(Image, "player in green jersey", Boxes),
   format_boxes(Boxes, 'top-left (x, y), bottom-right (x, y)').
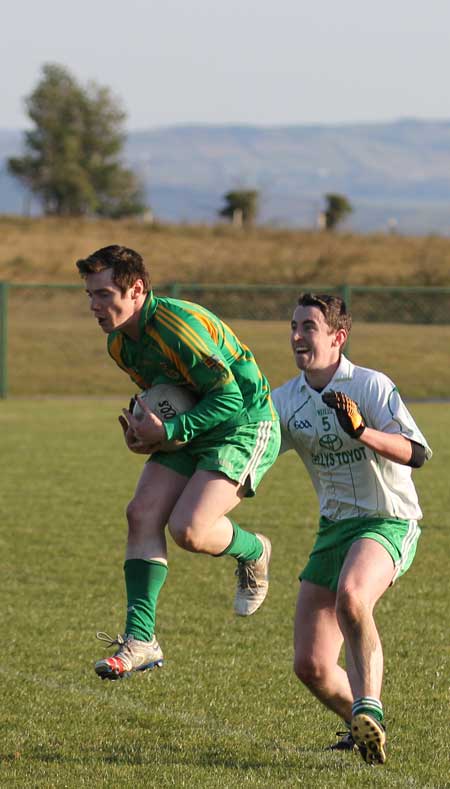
top-left (76, 245), bottom-right (280, 681)
top-left (272, 293), bottom-right (431, 765)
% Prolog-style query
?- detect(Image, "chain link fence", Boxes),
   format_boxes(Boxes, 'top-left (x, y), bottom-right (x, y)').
top-left (346, 286), bottom-right (450, 325)
top-left (161, 283), bottom-right (344, 321)
top-left (160, 283), bottom-right (450, 323)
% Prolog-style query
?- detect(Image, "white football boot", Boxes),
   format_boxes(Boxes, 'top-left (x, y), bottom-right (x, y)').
top-left (234, 533), bottom-right (272, 616)
top-left (94, 632), bottom-right (163, 680)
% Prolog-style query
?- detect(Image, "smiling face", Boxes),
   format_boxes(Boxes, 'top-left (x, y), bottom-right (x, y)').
top-left (85, 267), bottom-right (146, 336)
top-left (290, 304), bottom-right (347, 389)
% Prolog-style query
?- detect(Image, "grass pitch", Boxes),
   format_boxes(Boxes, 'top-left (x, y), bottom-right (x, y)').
top-left (0, 399), bottom-right (448, 787)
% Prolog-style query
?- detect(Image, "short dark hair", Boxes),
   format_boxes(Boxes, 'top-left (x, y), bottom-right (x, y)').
top-left (76, 245), bottom-right (150, 294)
top-left (298, 292), bottom-right (352, 334)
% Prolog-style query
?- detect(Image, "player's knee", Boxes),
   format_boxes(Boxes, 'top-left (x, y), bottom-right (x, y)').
top-left (168, 516), bottom-right (203, 552)
top-left (336, 586), bottom-right (366, 628)
top-left (294, 653), bottom-right (326, 689)
top-left (126, 497), bottom-right (150, 537)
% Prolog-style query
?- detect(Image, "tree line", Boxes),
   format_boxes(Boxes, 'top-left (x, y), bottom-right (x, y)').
top-left (9, 64), bottom-right (353, 229)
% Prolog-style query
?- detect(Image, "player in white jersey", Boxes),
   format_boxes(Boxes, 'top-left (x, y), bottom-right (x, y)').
top-left (272, 293), bottom-right (431, 766)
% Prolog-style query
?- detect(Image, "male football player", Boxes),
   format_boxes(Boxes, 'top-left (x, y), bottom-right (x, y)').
top-left (76, 245), bottom-right (280, 680)
top-left (272, 293), bottom-right (431, 765)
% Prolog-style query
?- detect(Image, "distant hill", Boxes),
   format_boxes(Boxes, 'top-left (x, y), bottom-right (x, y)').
top-left (2, 119), bottom-right (450, 233)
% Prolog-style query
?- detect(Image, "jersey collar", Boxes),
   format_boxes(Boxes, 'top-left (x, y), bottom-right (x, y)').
top-left (298, 354), bottom-right (355, 392)
top-left (137, 290), bottom-right (157, 337)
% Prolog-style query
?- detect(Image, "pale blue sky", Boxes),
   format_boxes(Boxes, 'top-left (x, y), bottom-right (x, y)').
top-left (2, 0), bottom-right (450, 130)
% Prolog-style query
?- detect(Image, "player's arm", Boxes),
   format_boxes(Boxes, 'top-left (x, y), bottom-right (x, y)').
top-left (154, 315), bottom-right (244, 444)
top-left (322, 390), bottom-right (427, 467)
top-left (358, 428), bottom-right (426, 467)
top-left (163, 355), bottom-right (243, 443)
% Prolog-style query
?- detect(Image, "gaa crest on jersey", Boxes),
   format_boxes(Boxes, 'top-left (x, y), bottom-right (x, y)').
top-left (319, 433), bottom-right (343, 451)
top-left (293, 418), bottom-right (312, 430)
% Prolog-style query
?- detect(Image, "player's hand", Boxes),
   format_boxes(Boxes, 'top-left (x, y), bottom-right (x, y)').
top-left (321, 390), bottom-right (366, 438)
top-left (118, 414), bottom-right (162, 455)
top-left (122, 394), bottom-right (167, 445)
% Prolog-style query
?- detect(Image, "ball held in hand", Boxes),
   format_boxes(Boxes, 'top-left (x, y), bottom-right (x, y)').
top-left (132, 383), bottom-right (198, 451)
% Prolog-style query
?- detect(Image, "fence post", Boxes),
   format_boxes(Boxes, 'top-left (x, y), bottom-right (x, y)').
top-left (0, 281), bottom-right (9, 399)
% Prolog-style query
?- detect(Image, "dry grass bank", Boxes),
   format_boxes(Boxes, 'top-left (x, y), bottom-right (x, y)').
top-left (1, 216), bottom-right (450, 286)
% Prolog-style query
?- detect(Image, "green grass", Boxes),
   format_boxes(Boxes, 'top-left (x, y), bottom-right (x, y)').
top-left (0, 400), bottom-right (448, 787)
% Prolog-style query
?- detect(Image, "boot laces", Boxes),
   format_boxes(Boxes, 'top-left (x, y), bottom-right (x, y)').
top-left (96, 632), bottom-right (125, 648)
top-left (235, 561), bottom-right (258, 592)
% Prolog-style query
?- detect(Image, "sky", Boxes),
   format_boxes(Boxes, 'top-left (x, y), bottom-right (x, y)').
top-left (2, 0), bottom-right (450, 131)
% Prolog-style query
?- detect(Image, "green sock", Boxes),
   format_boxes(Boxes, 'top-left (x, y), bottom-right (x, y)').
top-left (219, 519), bottom-right (263, 562)
top-left (124, 559), bottom-right (168, 642)
top-left (352, 697), bottom-right (384, 724)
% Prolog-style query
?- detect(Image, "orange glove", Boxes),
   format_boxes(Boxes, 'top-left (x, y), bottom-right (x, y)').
top-left (322, 390), bottom-right (366, 438)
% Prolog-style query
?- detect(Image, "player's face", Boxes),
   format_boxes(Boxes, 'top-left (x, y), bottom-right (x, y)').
top-left (85, 268), bottom-right (142, 334)
top-left (290, 305), bottom-right (341, 374)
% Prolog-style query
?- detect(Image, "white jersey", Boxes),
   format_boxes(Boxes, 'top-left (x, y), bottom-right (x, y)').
top-left (272, 355), bottom-right (432, 522)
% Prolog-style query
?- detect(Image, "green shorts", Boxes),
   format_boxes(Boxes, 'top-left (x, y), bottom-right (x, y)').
top-left (149, 419), bottom-right (281, 497)
top-left (300, 516), bottom-right (421, 592)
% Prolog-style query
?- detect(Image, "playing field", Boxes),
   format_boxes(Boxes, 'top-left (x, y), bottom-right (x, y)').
top-left (1, 397), bottom-right (448, 788)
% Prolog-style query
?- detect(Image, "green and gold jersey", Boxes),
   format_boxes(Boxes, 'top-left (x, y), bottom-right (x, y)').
top-left (107, 291), bottom-right (278, 444)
